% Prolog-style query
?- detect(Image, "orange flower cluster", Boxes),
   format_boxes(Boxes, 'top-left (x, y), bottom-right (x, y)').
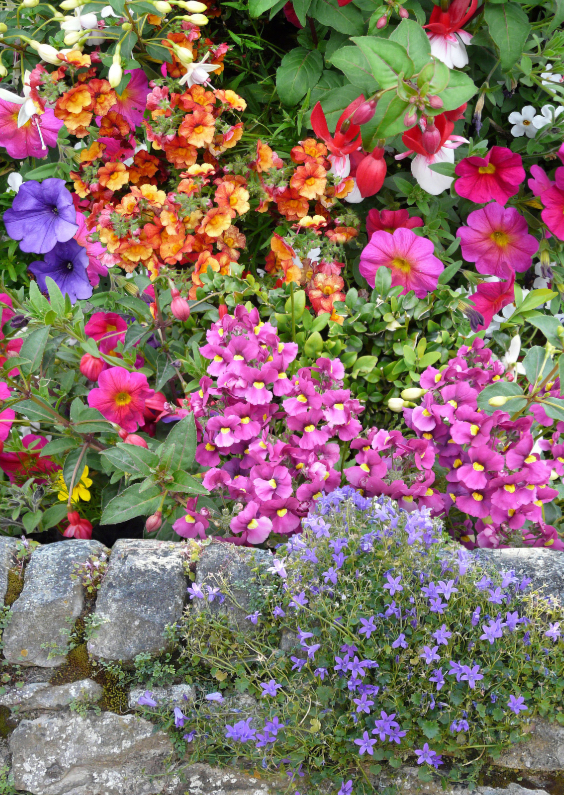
top-left (55, 74), bottom-right (117, 137)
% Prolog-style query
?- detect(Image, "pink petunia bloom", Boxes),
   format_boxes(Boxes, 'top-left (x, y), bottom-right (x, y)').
top-left (0, 434), bottom-right (57, 484)
top-left (454, 147), bottom-right (525, 206)
top-left (87, 366), bottom-right (154, 432)
top-left (0, 293), bottom-right (14, 339)
top-left (540, 171), bottom-right (564, 240)
top-left (74, 212), bottom-right (108, 287)
top-left (0, 101), bottom-right (62, 159)
top-left (360, 228), bottom-right (444, 298)
top-left (466, 269), bottom-right (515, 331)
top-left (528, 165), bottom-right (553, 197)
top-left (457, 203), bottom-right (539, 276)
top-left (99, 69), bottom-right (149, 129)
top-left (230, 501), bottom-right (272, 544)
top-left (85, 312), bottom-right (128, 354)
top-left (366, 209), bottom-right (423, 239)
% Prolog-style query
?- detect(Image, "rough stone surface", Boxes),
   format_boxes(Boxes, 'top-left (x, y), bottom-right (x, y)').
top-left (2, 540), bottom-right (106, 667)
top-left (128, 683), bottom-right (195, 710)
top-left (474, 548), bottom-right (564, 603)
top-left (0, 536), bottom-right (19, 603)
top-left (375, 767), bottom-right (550, 795)
top-left (87, 539), bottom-right (187, 662)
top-left (0, 678), bottom-right (102, 711)
top-left (9, 710), bottom-right (174, 795)
top-left (168, 763), bottom-right (281, 795)
top-left (494, 718), bottom-right (564, 770)
top-left (195, 541), bottom-right (271, 629)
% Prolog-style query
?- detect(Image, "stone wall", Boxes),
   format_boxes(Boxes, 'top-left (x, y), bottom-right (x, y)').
top-left (0, 537), bottom-right (561, 795)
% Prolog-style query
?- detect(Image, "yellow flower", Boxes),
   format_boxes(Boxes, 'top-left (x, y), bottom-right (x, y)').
top-left (57, 466), bottom-right (93, 503)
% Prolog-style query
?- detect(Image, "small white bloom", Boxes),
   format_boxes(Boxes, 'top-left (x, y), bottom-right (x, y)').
top-left (328, 154), bottom-right (350, 179)
top-left (427, 29), bottom-right (472, 70)
top-left (0, 71), bottom-right (39, 128)
top-left (508, 106), bottom-right (537, 138)
top-left (541, 64), bottom-right (563, 86)
top-left (7, 172), bottom-right (23, 193)
top-left (501, 335), bottom-right (525, 376)
top-left (101, 5), bottom-right (120, 16)
top-left (178, 52), bottom-right (221, 88)
top-left (533, 104), bottom-right (564, 130)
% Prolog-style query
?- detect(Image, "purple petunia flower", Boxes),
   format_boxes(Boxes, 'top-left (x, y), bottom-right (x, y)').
top-left (4, 178), bottom-right (78, 254)
top-left (29, 239), bottom-right (92, 304)
top-left (137, 691), bottom-right (157, 707)
top-left (508, 695), bottom-right (528, 715)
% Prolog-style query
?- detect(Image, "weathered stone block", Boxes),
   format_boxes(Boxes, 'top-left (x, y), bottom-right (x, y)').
top-left (168, 763), bottom-right (280, 795)
top-left (87, 539), bottom-right (186, 662)
top-left (2, 540), bottom-right (106, 667)
top-left (494, 718), bottom-right (564, 771)
top-left (0, 678), bottom-right (102, 711)
top-left (128, 683), bottom-right (195, 710)
top-left (375, 766), bottom-right (550, 795)
top-left (474, 548), bottom-right (564, 603)
top-left (0, 537), bottom-right (19, 604)
top-left (9, 711), bottom-right (174, 795)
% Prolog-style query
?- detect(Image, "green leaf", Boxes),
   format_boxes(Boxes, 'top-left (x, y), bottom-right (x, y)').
top-left (485, 2), bottom-right (531, 71)
top-left (100, 482), bottom-right (162, 524)
top-left (511, 290), bottom-right (557, 318)
top-left (362, 92), bottom-right (410, 145)
top-left (63, 446), bottom-right (88, 492)
top-left (19, 327), bottom-right (50, 375)
top-left (40, 438), bottom-right (80, 457)
top-left (14, 399), bottom-right (57, 423)
top-left (41, 502), bottom-right (69, 530)
top-left (169, 470), bottom-right (208, 494)
top-left (548, 0), bottom-right (564, 33)
top-left (438, 260), bottom-right (462, 285)
top-left (352, 37), bottom-right (414, 88)
top-left (522, 346), bottom-right (553, 386)
top-left (44, 276), bottom-right (66, 318)
top-left (419, 719), bottom-right (440, 739)
top-left (101, 446), bottom-right (149, 477)
top-left (292, 0), bottom-right (312, 25)
top-left (374, 266), bottom-right (392, 296)
top-left (543, 397), bottom-right (564, 423)
top-left (418, 351), bottom-right (441, 367)
top-left (146, 43), bottom-right (172, 64)
top-left (352, 355), bottom-right (378, 376)
top-left (477, 381), bottom-right (527, 414)
top-left (80, 337), bottom-right (100, 357)
top-left (118, 295), bottom-right (153, 320)
top-left (276, 48), bottom-right (323, 106)
top-left (429, 161), bottom-right (455, 177)
top-left (22, 512), bottom-right (42, 533)
top-left (285, 290), bottom-right (306, 320)
top-left (437, 69), bottom-right (477, 111)
top-left (123, 323), bottom-right (152, 352)
top-left (527, 315), bottom-right (564, 348)
top-left (309, 0), bottom-right (365, 34)
top-left (160, 413), bottom-right (198, 473)
top-left (116, 443), bottom-right (159, 475)
top-left (330, 46), bottom-right (378, 95)
top-left (389, 19), bottom-right (431, 72)
top-left (155, 356), bottom-right (178, 392)
top-left (69, 400), bottom-right (112, 434)
top-left (249, 0), bottom-right (280, 15)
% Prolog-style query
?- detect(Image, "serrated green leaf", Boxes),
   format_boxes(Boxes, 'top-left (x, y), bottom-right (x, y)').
top-left (309, 0), bottom-right (364, 34)
top-left (389, 19), bottom-right (431, 72)
top-left (160, 413), bottom-right (198, 473)
top-left (169, 470), bottom-right (208, 494)
top-left (19, 327), bottom-right (50, 375)
top-left (352, 37), bottom-right (414, 88)
top-left (276, 48), bottom-right (323, 106)
top-left (485, 2), bottom-right (531, 71)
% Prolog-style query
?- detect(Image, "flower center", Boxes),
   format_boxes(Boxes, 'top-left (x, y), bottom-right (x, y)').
top-left (504, 484), bottom-right (515, 493)
top-left (305, 177), bottom-right (316, 186)
top-left (297, 394), bottom-right (308, 403)
top-left (115, 391), bottom-right (132, 406)
top-left (241, 416), bottom-right (250, 424)
top-left (473, 463), bottom-right (484, 471)
top-left (524, 455), bottom-right (536, 463)
top-left (268, 479), bottom-right (277, 488)
top-left (194, 125), bottom-right (204, 134)
top-left (478, 163), bottom-right (496, 175)
top-left (472, 492), bottom-right (483, 501)
top-left (391, 257), bottom-right (412, 274)
top-left (234, 354), bottom-right (244, 360)
top-left (522, 119), bottom-right (531, 126)
top-left (276, 508), bottom-right (287, 517)
top-left (491, 230), bottom-right (509, 247)
top-left (304, 425), bottom-right (315, 432)
top-left (65, 261), bottom-right (74, 271)
top-left (335, 403), bottom-right (344, 410)
top-left (220, 427), bottom-right (230, 434)
top-left (253, 381), bottom-right (265, 389)
top-left (247, 518), bottom-right (259, 530)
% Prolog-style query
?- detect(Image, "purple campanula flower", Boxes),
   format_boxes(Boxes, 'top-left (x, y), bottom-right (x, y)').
top-left (187, 584), bottom-right (205, 600)
top-left (330, 538), bottom-right (348, 553)
top-left (260, 680), bottom-right (283, 697)
top-left (289, 591), bottom-right (308, 609)
top-left (471, 606), bottom-right (481, 626)
top-left (545, 622), bottom-right (561, 641)
top-left (338, 781), bottom-right (353, 795)
top-left (448, 661), bottom-right (464, 681)
top-left (4, 178), bottom-right (78, 254)
top-left (291, 656), bottom-right (306, 671)
top-left (225, 718), bottom-right (256, 742)
top-left (353, 694), bottom-right (374, 714)
top-left (137, 691), bottom-right (157, 707)
top-left (205, 692), bottom-right (224, 702)
top-left (255, 731), bottom-right (276, 748)
top-left (422, 582), bottom-right (440, 600)
top-left (323, 567), bottom-right (339, 585)
top-left (501, 570), bottom-right (518, 588)
top-left (414, 743), bottom-right (442, 766)
top-left (245, 611), bottom-right (261, 624)
top-left (508, 695), bottom-right (528, 714)
top-left (519, 577), bottom-right (532, 591)
top-left (29, 239), bottom-right (92, 304)
top-left (505, 611), bottom-right (520, 631)
top-left (359, 616), bottom-right (377, 638)
top-left (297, 627), bottom-right (313, 644)
top-left (523, 631), bottom-right (531, 646)
top-left (429, 597), bottom-right (447, 614)
top-left (475, 575), bottom-right (492, 591)
top-left (385, 600), bottom-right (402, 619)
top-left (383, 573), bottom-right (403, 596)
top-left (488, 587), bottom-right (505, 605)
top-left (174, 707), bottom-right (186, 728)
top-left (436, 580), bottom-right (458, 600)
top-left (341, 643), bottom-right (359, 655)
top-left (347, 677), bottom-right (361, 691)
top-left (206, 586), bottom-right (223, 602)
top-left (429, 667), bottom-right (445, 691)
top-left (301, 548), bottom-right (319, 564)
top-left (392, 633), bottom-right (408, 649)
top-left (354, 731), bottom-right (377, 755)
top-left (372, 711), bottom-right (400, 741)
top-left (332, 551), bottom-right (347, 569)
top-left (265, 716), bottom-right (282, 735)
top-left (314, 667), bottom-right (327, 680)
top-left (183, 730), bottom-right (196, 742)
top-left (420, 645), bottom-right (441, 665)
top-left (305, 643), bottom-right (321, 659)
top-left (347, 656), bottom-right (368, 677)
top-left (432, 625), bottom-right (452, 646)
top-left (387, 725), bottom-right (407, 744)
top-left (480, 618), bottom-right (504, 644)
top-left (460, 664), bottom-right (483, 688)
top-left (273, 606), bottom-right (286, 618)
top-left (334, 654), bottom-right (350, 673)
top-left (450, 719), bottom-right (469, 733)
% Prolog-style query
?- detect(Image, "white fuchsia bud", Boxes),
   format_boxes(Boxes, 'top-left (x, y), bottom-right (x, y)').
top-left (108, 58), bottom-right (123, 88)
top-left (388, 398), bottom-right (405, 412)
top-left (63, 30), bottom-right (83, 45)
top-left (30, 41), bottom-right (62, 64)
top-left (183, 12), bottom-right (208, 23)
top-left (488, 396), bottom-right (508, 407)
top-left (401, 387), bottom-right (426, 400)
top-left (153, 0), bottom-right (172, 11)
top-left (177, 0), bottom-right (207, 10)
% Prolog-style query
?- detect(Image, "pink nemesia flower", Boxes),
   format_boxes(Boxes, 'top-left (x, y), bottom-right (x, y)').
top-left (457, 203), bottom-right (539, 276)
top-left (74, 212), bottom-right (108, 287)
top-left (0, 100), bottom-right (62, 159)
top-left (456, 446), bottom-right (504, 490)
top-left (202, 467), bottom-right (231, 491)
top-left (283, 377), bottom-right (322, 416)
top-left (239, 366), bottom-right (278, 405)
top-left (207, 415), bottom-right (241, 449)
top-left (287, 410), bottom-right (331, 450)
top-left (260, 497), bottom-right (301, 534)
top-left (454, 147), bottom-right (525, 206)
top-left (87, 366), bottom-right (154, 432)
top-left (230, 501), bottom-right (272, 544)
top-left (85, 312), bottom-right (127, 354)
top-left (360, 228), bottom-right (444, 298)
top-left (252, 464), bottom-right (293, 501)
top-left (172, 499), bottom-right (210, 540)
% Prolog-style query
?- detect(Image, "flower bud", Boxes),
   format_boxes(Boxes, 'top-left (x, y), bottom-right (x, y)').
top-left (0, 23), bottom-right (7, 32)
top-left (351, 99), bottom-right (377, 126)
top-left (171, 290), bottom-right (191, 321)
top-left (121, 21), bottom-right (132, 29)
top-left (29, 41), bottom-right (62, 64)
top-left (0, 62), bottom-right (7, 78)
top-left (64, 30), bottom-right (83, 45)
top-left (178, 0), bottom-right (207, 10)
top-left (80, 353), bottom-right (104, 381)
top-left (145, 511), bottom-right (162, 533)
top-left (403, 109), bottom-right (418, 127)
top-left (550, 469), bottom-right (559, 481)
top-left (427, 94), bottom-right (443, 109)
top-left (22, 0), bottom-right (40, 7)
top-left (218, 304), bottom-right (228, 319)
top-left (401, 387), bottom-right (426, 400)
top-left (376, 14), bottom-right (387, 28)
top-left (108, 59), bottom-right (123, 88)
top-left (388, 398), bottom-right (405, 412)
top-left (122, 432), bottom-right (149, 448)
top-left (153, 0), bottom-right (172, 10)
top-left (488, 395), bottom-right (508, 407)
top-left (421, 122), bottom-right (442, 155)
top-left (398, 5), bottom-right (409, 17)
top-left (356, 148), bottom-right (387, 198)
top-left (60, 0), bottom-right (84, 7)
top-left (172, 43), bottom-right (194, 65)
top-left (340, 118), bottom-right (351, 134)
top-left (184, 12), bottom-right (208, 23)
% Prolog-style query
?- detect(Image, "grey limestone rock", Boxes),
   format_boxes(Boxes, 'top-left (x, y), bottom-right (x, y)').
top-left (494, 718), bottom-right (564, 771)
top-left (375, 767), bottom-right (550, 795)
top-left (87, 538), bottom-right (187, 662)
top-left (128, 683), bottom-right (195, 710)
top-left (168, 763), bottom-right (283, 795)
top-left (474, 548), bottom-right (564, 603)
top-left (9, 710), bottom-right (174, 795)
top-left (0, 678), bottom-right (102, 711)
top-left (2, 539), bottom-right (106, 667)
top-left (0, 536), bottom-right (19, 604)
top-left (194, 541), bottom-right (271, 630)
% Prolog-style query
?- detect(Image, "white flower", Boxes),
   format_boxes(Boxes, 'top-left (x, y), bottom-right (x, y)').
top-left (60, 8), bottom-right (103, 44)
top-left (328, 154), bottom-right (350, 179)
top-left (343, 179), bottom-right (363, 204)
top-left (411, 146), bottom-right (455, 196)
top-left (178, 52), bottom-right (221, 88)
top-left (0, 70), bottom-right (38, 128)
top-left (427, 29), bottom-right (472, 70)
top-left (533, 104), bottom-right (564, 130)
top-left (501, 335), bottom-right (525, 377)
top-left (7, 172), bottom-right (23, 193)
top-left (508, 106), bottom-right (537, 138)
top-left (541, 64), bottom-right (563, 86)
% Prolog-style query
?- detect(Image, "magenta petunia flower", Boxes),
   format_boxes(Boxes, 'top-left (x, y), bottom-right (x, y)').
top-left (87, 366), bottom-right (154, 432)
top-left (541, 172), bottom-right (564, 240)
top-left (359, 228), bottom-right (443, 298)
top-left (0, 101), bottom-right (62, 160)
top-left (366, 208), bottom-right (423, 238)
top-left (466, 269), bottom-right (515, 331)
top-left (456, 202), bottom-right (539, 276)
top-left (454, 147), bottom-right (525, 206)
top-left (230, 501), bottom-right (272, 544)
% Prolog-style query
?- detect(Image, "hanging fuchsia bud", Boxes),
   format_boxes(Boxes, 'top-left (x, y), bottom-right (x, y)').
top-left (427, 95), bottom-right (443, 109)
top-left (398, 5), bottom-right (409, 17)
top-left (404, 109), bottom-right (418, 127)
top-left (118, 429), bottom-right (149, 448)
top-left (421, 122), bottom-right (442, 155)
top-left (80, 353), bottom-right (104, 381)
top-left (145, 511), bottom-right (162, 533)
top-left (376, 14), bottom-right (387, 28)
top-left (170, 289), bottom-right (191, 321)
top-left (351, 99), bottom-right (377, 126)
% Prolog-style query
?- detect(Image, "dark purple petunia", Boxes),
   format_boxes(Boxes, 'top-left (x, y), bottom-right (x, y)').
top-left (29, 239), bottom-right (92, 304)
top-left (4, 178), bottom-right (78, 254)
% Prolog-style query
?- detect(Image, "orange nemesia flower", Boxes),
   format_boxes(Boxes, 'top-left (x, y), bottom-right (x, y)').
top-left (198, 208), bottom-right (233, 238)
top-left (215, 181), bottom-right (250, 216)
top-left (97, 162), bottom-right (129, 192)
top-left (325, 226), bottom-right (358, 243)
top-left (179, 109), bottom-right (215, 148)
top-left (290, 161), bottom-right (327, 200)
top-left (291, 138), bottom-right (328, 165)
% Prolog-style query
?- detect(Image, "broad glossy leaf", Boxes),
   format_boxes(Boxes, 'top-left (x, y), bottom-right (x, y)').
top-left (484, 2), bottom-right (531, 71)
top-left (389, 19), bottom-right (431, 72)
top-left (276, 47), bottom-right (323, 106)
top-left (160, 413), bottom-right (198, 473)
top-left (437, 69), bottom-right (477, 111)
top-left (352, 37), bottom-right (415, 87)
top-left (330, 46), bottom-right (377, 95)
top-left (477, 381), bottom-right (527, 415)
top-left (19, 327), bottom-right (50, 376)
top-left (100, 482), bottom-right (162, 524)
top-left (522, 345), bottom-right (553, 387)
top-left (309, 0), bottom-right (365, 34)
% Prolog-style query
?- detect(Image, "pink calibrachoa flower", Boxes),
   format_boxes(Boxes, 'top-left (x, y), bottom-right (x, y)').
top-left (85, 312), bottom-right (128, 354)
top-left (98, 69), bottom-right (149, 129)
top-left (230, 501), bottom-right (272, 544)
top-left (454, 147), bottom-right (525, 205)
top-left (540, 170), bottom-right (564, 240)
top-left (0, 294), bottom-right (14, 339)
top-left (456, 202), bottom-right (539, 276)
top-left (366, 209), bottom-right (423, 239)
top-left (360, 228), bottom-right (444, 298)
top-left (75, 212), bottom-right (108, 287)
top-left (88, 366), bottom-right (154, 432)
top-left (466, 269), bottom-right (515, 331)
top-left (0, 100), bottom-right (62, 159)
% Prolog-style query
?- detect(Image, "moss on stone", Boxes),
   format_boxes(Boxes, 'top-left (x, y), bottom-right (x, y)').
top-left (0, 705), bottom-right (17, 738)
top-left (479, 764), bottom-right (564, 795)
top-left (4, 568), bottom-right (24, 607)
